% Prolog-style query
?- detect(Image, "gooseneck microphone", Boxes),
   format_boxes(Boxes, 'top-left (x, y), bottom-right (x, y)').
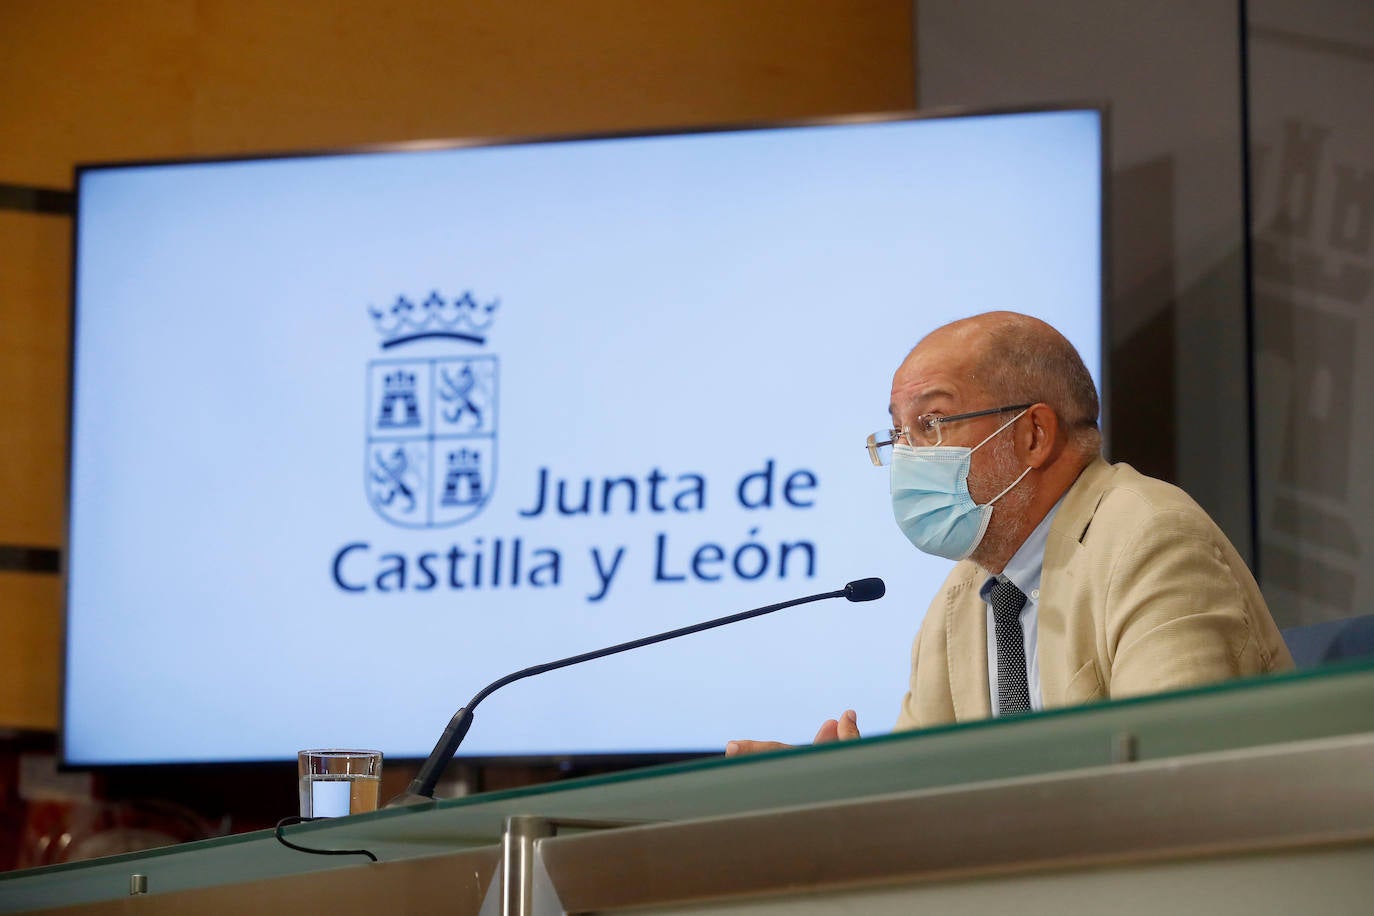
top-left (391, 577), bottom-right (886, 805)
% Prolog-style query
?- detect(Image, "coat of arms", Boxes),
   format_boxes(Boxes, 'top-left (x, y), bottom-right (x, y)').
top-left (364, 292), bottom-right (499, 528)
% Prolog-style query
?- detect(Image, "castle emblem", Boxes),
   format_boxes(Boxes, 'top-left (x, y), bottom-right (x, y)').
top-left (364, 291), bottom-right (500, 528)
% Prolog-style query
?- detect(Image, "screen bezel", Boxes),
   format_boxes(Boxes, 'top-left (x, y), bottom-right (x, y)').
top-left (61, 102), bottom-right (1110, 771)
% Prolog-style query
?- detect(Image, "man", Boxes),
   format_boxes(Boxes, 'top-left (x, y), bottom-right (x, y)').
top-left (727, 311), bottom-right (1292, 755)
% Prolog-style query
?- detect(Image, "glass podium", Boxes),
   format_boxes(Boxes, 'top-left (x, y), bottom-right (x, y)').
top-left (5, 660), bottom-right (1374, 913)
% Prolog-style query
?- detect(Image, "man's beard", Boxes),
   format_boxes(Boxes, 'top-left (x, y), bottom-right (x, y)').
top-left (967, 434), bottom-right (1034, 570)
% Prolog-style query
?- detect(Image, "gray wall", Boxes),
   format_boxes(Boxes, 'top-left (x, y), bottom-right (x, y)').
top-left (1249, 0), bottom-right (1374, 625)
top-left (915, 0), bottom-right (1374, 628)
top-left (915, 0), bottom-right (1254, 570)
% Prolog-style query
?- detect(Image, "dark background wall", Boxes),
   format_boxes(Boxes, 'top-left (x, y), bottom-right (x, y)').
top-left (916, 0), bottom-right (1374, 630)
top-left (1248, 0), bottom-right (1374, 627)
top-left (916, 0), bottom-right (1254, 567)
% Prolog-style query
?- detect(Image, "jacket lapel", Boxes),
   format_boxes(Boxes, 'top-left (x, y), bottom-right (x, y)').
top-left (1038, 457), bottom-right (1112, 706)
top-left (944, 569), bottom-right (990, 721)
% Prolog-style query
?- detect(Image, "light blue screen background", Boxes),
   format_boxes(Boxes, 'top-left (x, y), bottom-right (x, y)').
top-left (66, 110), bottom-right (1102, 764)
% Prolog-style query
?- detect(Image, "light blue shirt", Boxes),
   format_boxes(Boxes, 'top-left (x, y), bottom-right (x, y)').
top-left (980, 499), bottom-right (1062, 716)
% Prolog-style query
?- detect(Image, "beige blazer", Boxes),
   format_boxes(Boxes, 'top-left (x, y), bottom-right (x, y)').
top-left (894, 458), bottom-right (1293, 730)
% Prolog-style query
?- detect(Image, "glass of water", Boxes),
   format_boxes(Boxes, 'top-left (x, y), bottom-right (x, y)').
top-left (298, 749), bottom-right (383, 818)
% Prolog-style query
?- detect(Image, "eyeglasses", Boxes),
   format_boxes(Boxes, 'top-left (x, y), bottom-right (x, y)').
top-left (865, 404), bottom-right (1033, 466)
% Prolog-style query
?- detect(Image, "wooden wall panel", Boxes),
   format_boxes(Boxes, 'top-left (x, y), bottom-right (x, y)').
top-left (0, 0), bottom-right (915, 183)
top-left (0, 212), bottom-right (69, 547)
top-left (189, 0), bottom-right (914, 154)
top-left (0, 0), bottom-right (198, 184)
top-left (0, 573), bottom-right (62, 730)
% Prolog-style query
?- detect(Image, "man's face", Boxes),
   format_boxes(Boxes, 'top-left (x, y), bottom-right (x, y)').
top-left (889, 331), bottom-right (1008, 497)
top-left (889, 331), bottom-right (1035, 564)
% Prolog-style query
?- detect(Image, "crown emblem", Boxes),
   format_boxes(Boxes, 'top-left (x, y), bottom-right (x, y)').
top-left (369, 290), bottom-right (500, 348)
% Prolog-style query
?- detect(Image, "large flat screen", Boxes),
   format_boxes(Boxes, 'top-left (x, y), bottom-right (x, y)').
top-left (65, 108), bottom-right (1104, 765)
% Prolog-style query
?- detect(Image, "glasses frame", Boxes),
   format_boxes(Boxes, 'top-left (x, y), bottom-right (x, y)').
top-left (866, 403), bottom-right (1034, 466)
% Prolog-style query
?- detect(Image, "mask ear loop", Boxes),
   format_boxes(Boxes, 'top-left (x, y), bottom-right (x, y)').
top-left (973, 408), bottom-right (1033, 507)
top-left (986, 464), bottom-right (1033, 506)
top-left (968, 408), bottom-right (1030, 453)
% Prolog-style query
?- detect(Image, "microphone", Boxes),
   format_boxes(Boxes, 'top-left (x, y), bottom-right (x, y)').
top-left (390, 577), bottom-right (886, 805)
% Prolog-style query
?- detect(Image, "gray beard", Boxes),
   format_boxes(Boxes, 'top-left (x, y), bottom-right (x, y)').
top-left (967, 435), bottom-right (1033, 570)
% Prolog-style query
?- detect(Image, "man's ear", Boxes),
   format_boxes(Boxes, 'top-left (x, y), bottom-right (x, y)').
top-left (1022, 403), bottom-right (1059, 468)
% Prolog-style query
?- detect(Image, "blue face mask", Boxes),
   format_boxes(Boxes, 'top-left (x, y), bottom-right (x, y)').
top-left (890, 409), bottom-right (1031, 561)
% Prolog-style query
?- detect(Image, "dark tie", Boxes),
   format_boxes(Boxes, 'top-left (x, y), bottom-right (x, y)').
top-left (990, 578), bottom-right (1031, 715)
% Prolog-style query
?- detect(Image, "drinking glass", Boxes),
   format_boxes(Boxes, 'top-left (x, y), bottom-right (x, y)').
top-left (298, 749), bottom-right (382, 818)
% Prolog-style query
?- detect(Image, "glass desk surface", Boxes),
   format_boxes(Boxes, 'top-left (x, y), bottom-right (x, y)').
top-left (4, 659), bottom-right (1374, 913)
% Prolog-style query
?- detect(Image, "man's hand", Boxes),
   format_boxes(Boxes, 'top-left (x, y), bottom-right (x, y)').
top-left (724, 709), bottom-right (860, 756)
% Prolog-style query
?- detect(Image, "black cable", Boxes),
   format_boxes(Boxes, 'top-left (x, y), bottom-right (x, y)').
top-left (274, 816), bottom-right (378, 862)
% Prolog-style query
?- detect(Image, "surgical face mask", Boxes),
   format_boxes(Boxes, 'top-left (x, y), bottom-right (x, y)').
top-left (890, 409), bottom-right (1031, 561)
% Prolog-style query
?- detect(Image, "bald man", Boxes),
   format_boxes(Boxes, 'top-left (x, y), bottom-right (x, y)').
top-left (727, 311), bottom-right (1291, 755)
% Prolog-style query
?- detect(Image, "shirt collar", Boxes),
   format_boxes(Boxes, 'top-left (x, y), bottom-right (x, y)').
top-left (979, 496), bottom-right (1064, 600)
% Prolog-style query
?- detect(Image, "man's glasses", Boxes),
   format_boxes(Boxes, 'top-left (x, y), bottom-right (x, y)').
top-left (865, 404), bottom-right (1033, 466)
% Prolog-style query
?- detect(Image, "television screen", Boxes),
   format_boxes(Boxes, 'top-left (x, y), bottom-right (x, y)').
top-left (65, 107), bottom-right (1104, 765)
